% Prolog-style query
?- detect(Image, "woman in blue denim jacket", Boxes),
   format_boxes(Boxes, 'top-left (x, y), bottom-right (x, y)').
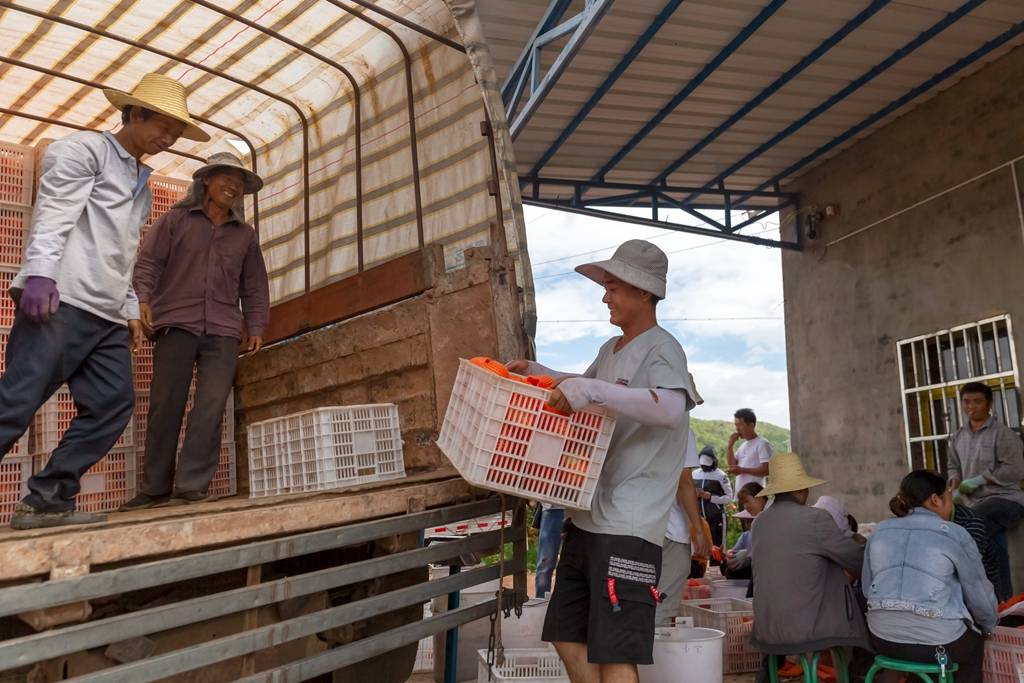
top-left (863, 470), bottom-right (998, 682)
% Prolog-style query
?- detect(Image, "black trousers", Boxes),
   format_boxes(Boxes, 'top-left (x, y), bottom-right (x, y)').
top-left (870, 629), bottom-right (984, 683)
top-left (0, 304), bottom-right (133, 512)
top-left (140, 328), bottom-right (238, 496)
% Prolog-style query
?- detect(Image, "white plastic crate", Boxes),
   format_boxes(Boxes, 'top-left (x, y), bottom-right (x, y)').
top-left (0, 204), bottom-right (29, 268)
top-left (33, 447), bottom-right (135, 513)
top-left (0, 453), bottom-right (30, 525)
top-left (438, 359), bottom-right (615, 510)
top-left (29, 386), bottom-right (132, 454)
top-left (985, 626), bottom-right (1024, 683)
top-left (247, 404), bottom-right (405, 498)
top-left (0, 142), bottom-right (33, 206)
top-left (476, 648), bottom-right (568, 683)
top-left (680, 598), bottom-right (759, 674)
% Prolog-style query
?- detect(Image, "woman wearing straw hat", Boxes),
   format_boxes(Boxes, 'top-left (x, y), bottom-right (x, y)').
top-left (749, 453), bottom-right (869, 679)
top-left (1, 73), bottom-right (206, 529)
top-left (123, 152), bottom-right (268, 509)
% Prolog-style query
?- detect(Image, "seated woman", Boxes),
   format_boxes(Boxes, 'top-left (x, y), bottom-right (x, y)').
top-left (723, 481), bottom-right (768, 580)
top-left (864, 470), bottom-right (998, 683)
top-left (814, 495), bottom-right (867, 545)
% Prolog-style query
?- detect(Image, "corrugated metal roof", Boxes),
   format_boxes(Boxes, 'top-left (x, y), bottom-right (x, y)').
top-left (479, 0), bottom-right (1024, 211)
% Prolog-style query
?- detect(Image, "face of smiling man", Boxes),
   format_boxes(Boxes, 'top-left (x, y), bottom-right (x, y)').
top-left (204, 168), bottom-right (245, 211)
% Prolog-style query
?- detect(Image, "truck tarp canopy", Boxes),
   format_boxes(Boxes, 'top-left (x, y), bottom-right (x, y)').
top-left (0, 0), bottom-right (533, 315)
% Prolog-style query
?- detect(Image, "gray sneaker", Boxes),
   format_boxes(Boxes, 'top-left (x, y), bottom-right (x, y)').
top-left (166, 491), bottom-right (210, 506)
top-left (118, 493), bottom-right (171, 511)
top-left (9, 502), bottom-right (107, 530)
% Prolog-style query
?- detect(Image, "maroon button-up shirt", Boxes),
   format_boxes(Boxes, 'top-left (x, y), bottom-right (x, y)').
top-left (133, 206), bottom-right (270, 339)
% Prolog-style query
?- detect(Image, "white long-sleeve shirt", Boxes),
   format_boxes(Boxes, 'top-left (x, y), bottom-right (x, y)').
top-left (13, 131), bottom-right (150, 323)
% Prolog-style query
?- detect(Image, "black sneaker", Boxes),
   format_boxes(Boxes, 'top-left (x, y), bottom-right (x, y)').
top-left (118, 493), bottom-right (171, 511)
top-left (9, 502), bottom-right (107, 530)
top-left (166, 491), bottom-right (210, 506)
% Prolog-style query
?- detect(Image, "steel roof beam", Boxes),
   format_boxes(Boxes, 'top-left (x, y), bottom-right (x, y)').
top-left (652, 0), bottom-right (891, 185)
top-left (529, 0), bottom-right (685, 177)
top-left (590, 0), bottom-right (786, 184)
top-left (681, 0), bottom-right (986, 206)
top-left (741, 18), bottom-right (1024, 202)
top-left (502, 0), bottom-right (572, 106)
top-left (505, 0), bottom-right (615, 140)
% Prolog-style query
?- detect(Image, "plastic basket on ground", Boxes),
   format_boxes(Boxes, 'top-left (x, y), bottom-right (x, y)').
top-left (0, 454), bottom-right (30, 525)
top-left (0, 142), bottom-right (33, 206)
top-left (29, 386), bottom-right (132, 454)
top-left (438, 358), bottom-right (615, 509)
top-left (476, 648), bottom-right (568, 683)
top-left (984, 626), bottom-right (1024, 683)
top-left (680, 597), bottom-right (759, 674)
top-left (33, 447), bottom-right (136, 513)
top-left (247, 404), bottom-right (405, 498)
top-left (0, 204), bottom-right (29, 268)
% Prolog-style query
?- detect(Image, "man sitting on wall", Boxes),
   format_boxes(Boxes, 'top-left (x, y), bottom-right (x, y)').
top-left (948, 381), bottom-right (1024, 602)
top-left (120, 152), bottom-right (269, 510)
top-left (507, 239), bottom-right (695, 683)
top-left (0, 74), bottom-right (207, 529)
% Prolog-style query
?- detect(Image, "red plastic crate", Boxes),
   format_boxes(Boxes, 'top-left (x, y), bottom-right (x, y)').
top-left (209, 444), bottom-right (237, 497)
top-left (0, 142), bottom-right (33, 206)
top-left (0, 204), bottom-right (28, 268)
top-left (33, 447), bottom-right (135, 513)
top-left (133, 338), bottom-right (154, 390)
top-left (984, 626), bottom-right (1024, 683)
top-left (0, 455), bottom-right (31, 524)
top-left (29, 386), bottom-right (132, 454)
top-left (146, 176), bottom-right (189, 228)
top-left (0, 269), bottom-right (18, 328)
top-left (0, 326), bottom-right (9, 373)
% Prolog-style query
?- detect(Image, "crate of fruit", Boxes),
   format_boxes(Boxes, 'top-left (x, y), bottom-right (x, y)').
top-left (680, 597), bottom-right (759, 674)
top-left (438, 358), bottom-right (615, 510)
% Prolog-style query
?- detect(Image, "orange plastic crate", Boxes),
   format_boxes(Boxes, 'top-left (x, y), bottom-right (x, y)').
top-left (0, 269), bottom-right (18, 328)
top-left (33, 448), bottom-right (135, 513)
top-left (680, 598), bottom-right (760, 674)
top-left (984, 626), bottom-right (1024, 683)
top-left (29, 386), bottom-right (132, 454)
top-left (0, 454), bottom-right (31, 524)
top-left (0, 204), bottom-right (29, 268)
top-left (0, 142), bottom-right (33, 206)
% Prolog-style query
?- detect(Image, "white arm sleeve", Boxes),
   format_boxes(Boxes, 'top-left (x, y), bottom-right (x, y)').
top-left (521, 360), bottom-right (581, 384)
top-left (557, 377), bottom-right (687, 429)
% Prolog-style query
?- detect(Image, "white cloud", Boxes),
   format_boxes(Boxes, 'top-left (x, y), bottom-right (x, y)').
top-left (524, 204), bottom-right (790, 427)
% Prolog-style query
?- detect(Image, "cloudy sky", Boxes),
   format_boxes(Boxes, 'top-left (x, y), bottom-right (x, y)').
top-left (522, 205), bottom-right (791, 427)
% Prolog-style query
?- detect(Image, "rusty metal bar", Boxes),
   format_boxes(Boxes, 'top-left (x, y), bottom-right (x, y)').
top-left (480, 117), bottom-right (508, 259)
top-left (187, 0), bottom-right (363, 280)
top-left (0, 108), bottom-right (206, 163)
top-left (0, 1), bottom-right (303, 277)
top-left (0, 55), bottom-right (263, 235)
top-left (346, 0), bottom-right (465, 52)
top-left (326, 0), bottom-right (424, 248)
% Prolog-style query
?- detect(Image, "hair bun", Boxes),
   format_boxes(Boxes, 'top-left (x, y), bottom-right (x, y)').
top-left (889, 494), bottom-right (911, 518)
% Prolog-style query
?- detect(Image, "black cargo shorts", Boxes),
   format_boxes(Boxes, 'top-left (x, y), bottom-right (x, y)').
top-left (541, 523), bottom-right (662, 665)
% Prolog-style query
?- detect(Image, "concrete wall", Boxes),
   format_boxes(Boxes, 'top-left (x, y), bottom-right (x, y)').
top-left (781, 46), bottom-right (1024, 522)
top-left (233, 246), bottom-right (528, 492)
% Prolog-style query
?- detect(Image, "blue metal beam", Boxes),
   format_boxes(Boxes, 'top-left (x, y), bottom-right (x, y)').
top-left (652, 0), bottom-right (891, 185)
top-left (681, 0), bottom-right (987, 204)
top-left (502, 0), bottom-right (572, 106)
top-left (741, 19), bottom-right (1024, 201)
top-left (590, 0), bottom-right (786, 183)
top-left (529, 0), bottom-right (686, 177)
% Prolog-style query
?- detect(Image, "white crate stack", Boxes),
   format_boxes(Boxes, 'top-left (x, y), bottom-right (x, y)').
top-left (247, 404), bottom-right (405, 498)
top-left (437, 359), bottom-right (615, 509)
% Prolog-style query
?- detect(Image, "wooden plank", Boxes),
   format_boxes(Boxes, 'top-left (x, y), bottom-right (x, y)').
top-left (263, 250), bottom-right (433, 344)
top-left (0, 470), bottom-right (472, 582)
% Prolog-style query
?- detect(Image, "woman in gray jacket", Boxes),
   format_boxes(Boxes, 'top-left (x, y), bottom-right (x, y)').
top-left (864, 470), bottom-right (998, 683)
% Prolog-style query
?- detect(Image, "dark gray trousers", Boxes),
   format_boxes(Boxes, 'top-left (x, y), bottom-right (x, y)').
top-left (0, 304), bottom-right (134, 512)
top-left (140, 327), bottom-right (238, 496)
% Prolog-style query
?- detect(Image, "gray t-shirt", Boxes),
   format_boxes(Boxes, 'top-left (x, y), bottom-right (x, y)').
top-left (568, 325), bottom-right (693, 546)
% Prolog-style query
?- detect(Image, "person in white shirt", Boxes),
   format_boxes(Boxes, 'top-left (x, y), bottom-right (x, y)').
top-left (726, 407), bottom-right (773, 495)
top-left (1, 74), bottom-right (207, 529)
top-left (693, 446), bottom-right (733, 548)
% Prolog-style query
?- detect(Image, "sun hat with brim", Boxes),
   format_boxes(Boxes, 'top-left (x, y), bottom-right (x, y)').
top-left (734, 509), bottom-right (755, 520)
top-left (757, 452), bottom-right (827, 497)
top-left (104, 73), bottom-right (210, 142)
top-left (576, 239), bottom-right (668, 299)
top-left (193, 152), bottom-right (263, 194)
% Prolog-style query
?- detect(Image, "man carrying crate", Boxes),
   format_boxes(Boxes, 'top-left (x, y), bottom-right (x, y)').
top-left (507, 239), bottom-right (695, 683)
top-left (0, 73), bottom-right (208, 529)
top-left (120, 152), bottom-right (268, 510)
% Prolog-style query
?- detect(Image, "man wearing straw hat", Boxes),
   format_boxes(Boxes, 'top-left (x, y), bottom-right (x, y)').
top-left (750, 453), bottom-right (868, 679)
top-left (121, 152), bottom-right (268, 510)
top-left (0, 73), bottom-right (207, 529)
top-left (508, 239), bottom-right (696, 682)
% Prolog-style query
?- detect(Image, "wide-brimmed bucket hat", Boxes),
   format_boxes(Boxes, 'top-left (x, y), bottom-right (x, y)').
top-left (576, 239), bottom-right (668, 299)
top-left (757, 452), bottom-right (827, 497)
top-left (104, 73), bottom-right (210, 142)
top-left (193, 152), bottom-right (263, 194)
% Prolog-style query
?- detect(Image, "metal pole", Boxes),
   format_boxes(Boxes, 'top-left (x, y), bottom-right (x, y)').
top-left (444, 564), bottom-right (462, 683)
top-left (345, 0), bottom-right (465, 52)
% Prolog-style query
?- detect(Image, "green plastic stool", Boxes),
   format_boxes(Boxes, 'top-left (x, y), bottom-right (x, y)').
top-left (768, 648), bottom-right (850, 683)
top-left (864, 655), bottom-right (958, 682)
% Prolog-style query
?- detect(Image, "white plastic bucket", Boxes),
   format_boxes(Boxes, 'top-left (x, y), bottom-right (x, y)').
top-left (638, 626), bottom-right (725, 683)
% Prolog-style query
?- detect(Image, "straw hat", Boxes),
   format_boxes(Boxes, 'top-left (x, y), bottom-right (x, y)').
top-left (757, 452), bottom-right (827, 497)
top-left (103, 73), bottom-right (209, 142)
top-left (193, 152), bottom-right (263, 194)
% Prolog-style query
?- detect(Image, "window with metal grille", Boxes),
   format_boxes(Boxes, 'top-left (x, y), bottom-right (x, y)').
top-left (897, 315), bottom-right (1021, 475)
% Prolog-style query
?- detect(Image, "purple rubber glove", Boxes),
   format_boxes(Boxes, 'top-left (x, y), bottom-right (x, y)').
top-left (20, 276), bottom-right (60, 323)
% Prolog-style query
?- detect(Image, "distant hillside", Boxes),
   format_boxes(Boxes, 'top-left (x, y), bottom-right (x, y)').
top-left (691, 418), bottom-right (791, 458)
